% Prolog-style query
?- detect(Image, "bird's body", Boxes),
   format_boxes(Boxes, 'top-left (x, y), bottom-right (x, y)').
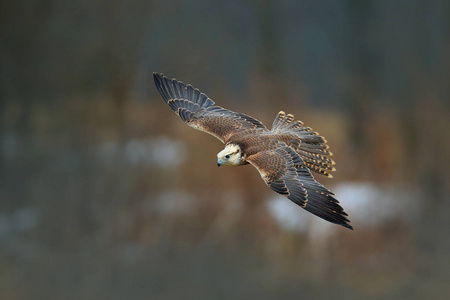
top-left (154, 73), bottom-right (353, 230)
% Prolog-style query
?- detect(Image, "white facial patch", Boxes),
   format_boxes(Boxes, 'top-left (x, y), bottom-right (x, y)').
top-left (217, 144), bottom-right (242, 166)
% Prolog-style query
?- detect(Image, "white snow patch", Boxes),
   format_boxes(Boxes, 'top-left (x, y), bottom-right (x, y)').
top-left (266, 182), bottom-right (420, 234)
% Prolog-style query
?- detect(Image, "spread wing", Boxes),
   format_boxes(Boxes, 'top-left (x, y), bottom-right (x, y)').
top-left (247, 143), bottom-right (353, 230)
top-left (154, 73), bottom-right (267, 143)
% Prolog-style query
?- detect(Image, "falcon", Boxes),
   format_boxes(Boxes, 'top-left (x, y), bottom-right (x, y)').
top-left (153, 73), bottom-right (353, 230)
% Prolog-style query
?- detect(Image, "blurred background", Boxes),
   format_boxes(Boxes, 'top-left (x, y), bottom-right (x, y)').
top-left (1, 0), bottom-right (449, 299)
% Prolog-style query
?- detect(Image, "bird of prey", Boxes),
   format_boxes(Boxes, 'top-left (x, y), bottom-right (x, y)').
top-left (153, 73), bottom-right (353, 230)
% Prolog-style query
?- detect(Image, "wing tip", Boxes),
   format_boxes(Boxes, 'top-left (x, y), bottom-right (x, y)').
top-left (153, 72), bottom-right (164, 81)
top-left (342, 222), bottom-right (354, 230)
top-left (333, 211), bottom-right (354, 230)
top-left (153, 72), bottom-right (168, 88)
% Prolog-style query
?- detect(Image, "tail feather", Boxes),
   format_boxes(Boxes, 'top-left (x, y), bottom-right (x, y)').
top-left (271, 111), bottom-right (336, 177)
top-left (271, 111), bottom-right (296, 130)
top-left (299, 150), bottom-right (335, 167)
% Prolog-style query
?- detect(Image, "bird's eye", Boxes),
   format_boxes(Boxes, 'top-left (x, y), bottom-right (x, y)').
top-left (225, 155), bottom-right (230, 159)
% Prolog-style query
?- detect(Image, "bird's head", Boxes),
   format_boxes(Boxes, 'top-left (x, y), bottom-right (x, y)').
top-left (217, 144), bottom-right (244, 167)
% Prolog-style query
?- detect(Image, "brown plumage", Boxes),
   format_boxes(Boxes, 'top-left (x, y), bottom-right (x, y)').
top-left (154, 72), bottom-right (353, 230)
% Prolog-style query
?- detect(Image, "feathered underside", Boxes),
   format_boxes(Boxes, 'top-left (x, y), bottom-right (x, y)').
top-left (154, 72), bottom-right (353, 230)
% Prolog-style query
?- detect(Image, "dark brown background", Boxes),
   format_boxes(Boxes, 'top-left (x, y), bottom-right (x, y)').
top-left (1, 1), bottom-right (449, 299)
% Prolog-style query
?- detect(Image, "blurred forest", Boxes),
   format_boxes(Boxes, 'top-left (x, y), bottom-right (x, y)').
top-left (1, 0), bottom-right (450, 299)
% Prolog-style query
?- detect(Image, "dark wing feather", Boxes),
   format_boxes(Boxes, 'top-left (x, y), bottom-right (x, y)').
top-left (154, 73), bottom-right (267, 143)
top-left (247, 143), bottom-right (353, 230)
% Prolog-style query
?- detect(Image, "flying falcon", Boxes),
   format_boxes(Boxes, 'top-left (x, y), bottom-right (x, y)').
top-left (154, 73), bottom-right (353, 230)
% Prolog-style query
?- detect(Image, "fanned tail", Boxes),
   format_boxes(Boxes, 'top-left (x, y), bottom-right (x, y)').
top-left (271, 111), bottom-right (336, 177)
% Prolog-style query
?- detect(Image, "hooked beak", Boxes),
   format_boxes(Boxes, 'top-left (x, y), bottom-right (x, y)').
top-left (217, 158), bottom-right (223, 167)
